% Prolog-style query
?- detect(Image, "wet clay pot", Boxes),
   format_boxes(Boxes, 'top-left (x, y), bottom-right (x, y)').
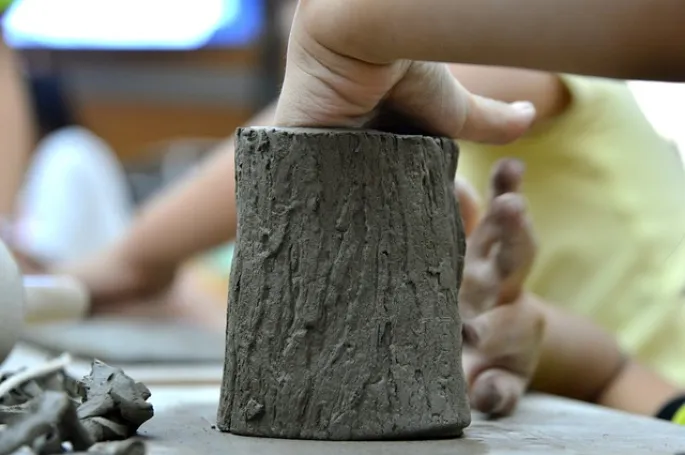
top-left (218, 127), bottom-right (471, 440)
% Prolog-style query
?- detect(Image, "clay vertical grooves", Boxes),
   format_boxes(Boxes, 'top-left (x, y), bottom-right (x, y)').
top-left (218, 127), bottom-right (470, 440)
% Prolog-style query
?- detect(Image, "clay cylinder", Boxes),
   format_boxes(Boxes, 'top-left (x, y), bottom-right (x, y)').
top-left (218, 127), bottom-right (471, 440)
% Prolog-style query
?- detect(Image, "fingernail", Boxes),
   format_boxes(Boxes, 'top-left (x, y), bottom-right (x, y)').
top-left (510, 101), bottom-right (535, 117)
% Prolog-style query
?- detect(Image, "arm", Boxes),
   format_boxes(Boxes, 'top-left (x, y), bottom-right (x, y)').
top-left (66, 65), bottom-right (564, 306)
top-left (301, 0), bottom-right (685, 81)
top-left (0, 37), bottom-right (33, 215)
top-left (56, 103), bottom-right (278, 306)
top-left (449, 65), bottom-right (570, 123)
top-left (529, 296), bottom-right (679, 416)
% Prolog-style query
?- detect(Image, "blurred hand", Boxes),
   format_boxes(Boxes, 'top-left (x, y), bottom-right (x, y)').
top-left (275, 3), bottom-right (536, 142)
top-left (0, 219), bottom-right (47, 274)
top-left (459, 159), bottom-right (545, 417)
top-left (55, 251), bottom-right (226, 330)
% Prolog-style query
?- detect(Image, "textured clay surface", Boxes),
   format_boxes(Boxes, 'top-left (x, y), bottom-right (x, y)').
top-left (218, 127), bottom-right (470, 440)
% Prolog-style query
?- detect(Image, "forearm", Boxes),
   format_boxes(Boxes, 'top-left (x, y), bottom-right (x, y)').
top-left (529, 296), bottom-right (679, 415)
top-left (59, 102), bottom-right (279, 304)
top-left (596, 360), bottom-right (681, 417)
top-left (117, 103), bottom-right (277, 263)
top-left (528, 296), bottom-right (623, 401)
top-left (0, 38), bottom-right (33, 214)
top-left (302, 0), bottom-right (685, 81)
top-left (115, 149), bottom-right (239, 272)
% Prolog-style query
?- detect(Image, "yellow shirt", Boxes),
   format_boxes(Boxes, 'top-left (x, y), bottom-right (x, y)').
top-left (458, 75), bottom-right (685, 385)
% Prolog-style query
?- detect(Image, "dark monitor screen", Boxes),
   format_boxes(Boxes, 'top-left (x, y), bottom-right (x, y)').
top-left (1, 0), bottom-right (264, 50)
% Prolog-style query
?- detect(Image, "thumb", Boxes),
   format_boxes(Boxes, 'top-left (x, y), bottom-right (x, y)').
top-left (460, 96), bottom-right (536, 145)
top-left (388, 62), bottom-right (536, 144)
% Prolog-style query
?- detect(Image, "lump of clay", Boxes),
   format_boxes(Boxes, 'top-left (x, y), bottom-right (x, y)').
top-left (0, 390), bottom-right (93, 455)
top-left (0, 357), bottom-right (152, 454)
top-left (76, 360), bottom-right (154, 441)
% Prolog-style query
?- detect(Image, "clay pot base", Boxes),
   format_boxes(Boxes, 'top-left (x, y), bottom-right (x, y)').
top-left (21, 317), bottom-right (224, 364)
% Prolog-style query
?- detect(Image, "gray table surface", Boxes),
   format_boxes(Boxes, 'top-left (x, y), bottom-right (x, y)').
top-left (141, 392), bottom-right (685, 455)
top-left (4, 344), bottom-right (684, 454)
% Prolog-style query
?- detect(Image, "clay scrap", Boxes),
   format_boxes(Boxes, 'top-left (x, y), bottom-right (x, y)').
top-left (0, 357), bottom-right (152, 455)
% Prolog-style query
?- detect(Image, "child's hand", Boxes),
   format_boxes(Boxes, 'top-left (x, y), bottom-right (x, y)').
top-left (459, 159), bottom-right (545, 416)
top-left (275, 3), bottom-right (535, 143)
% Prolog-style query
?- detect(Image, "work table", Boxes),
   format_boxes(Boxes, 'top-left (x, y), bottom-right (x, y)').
top-left (4, 344), bottom-right (684, 454)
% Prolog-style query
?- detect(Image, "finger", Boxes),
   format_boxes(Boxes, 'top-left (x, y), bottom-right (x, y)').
top-left (470, 368), bottom-right (527, 417)
top-left (469, 192), bottom-right (535, 295)
top-left (459, 265), bottom-right (499, 320)
top-left (462, 299), bottom-right (546, 416)
top-left (459, 195), bottom-right (518, 318)
top-left (454, 176), bottom-right (481, 237)
top-left (460, 95), bottom-right (536, 145)
top-left (463, 296), bottom-right (545, 355)
top-left (467, 192), bottom-right (522, 260)
top-left (491, 193), bottom-right (530, 275)
top-left (489, 158), bottom-right (525, 199)
top-left (460, 193), bottom-right (534, 317)
top-left (491, 194), bottom-right (536, 302)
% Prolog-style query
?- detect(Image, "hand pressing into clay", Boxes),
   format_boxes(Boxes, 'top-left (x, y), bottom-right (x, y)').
top-left (459, 159), bottom-right (545, 417)
top-left (275, 2), bottom-right (536, 143)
